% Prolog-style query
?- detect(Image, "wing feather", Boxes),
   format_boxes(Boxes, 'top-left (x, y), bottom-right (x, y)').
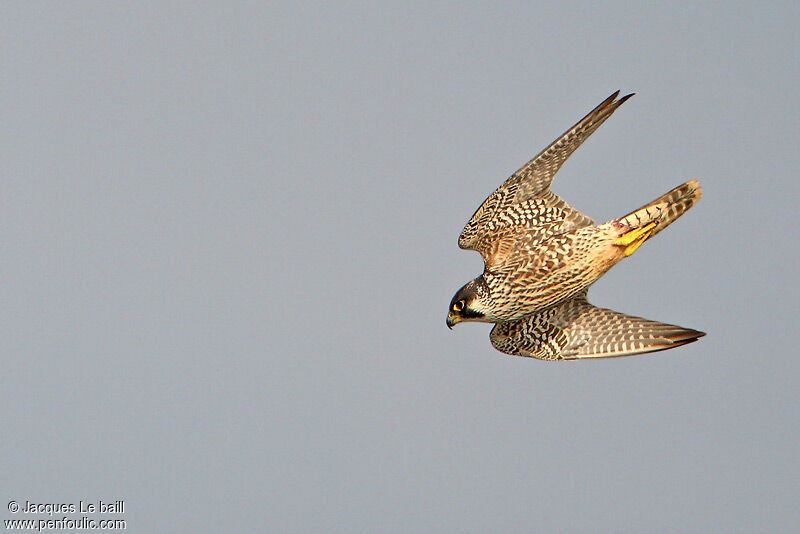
top-left (490, 293), bottom-right (705, 360)
top-left (506, 90), bottom-right (634, 200)
top-left (459, 92), bottom-right (632, 266)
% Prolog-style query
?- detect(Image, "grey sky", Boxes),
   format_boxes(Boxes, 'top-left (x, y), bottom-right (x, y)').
top-left (2, 2), bottom-right (798, 532)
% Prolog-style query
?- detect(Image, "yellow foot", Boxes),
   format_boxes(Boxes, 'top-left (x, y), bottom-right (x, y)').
top-left (615, 222), bottom-right (657, 257)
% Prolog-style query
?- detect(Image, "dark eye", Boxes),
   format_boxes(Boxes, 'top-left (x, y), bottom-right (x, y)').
top-left (453, 300), bottom-right (465, 312)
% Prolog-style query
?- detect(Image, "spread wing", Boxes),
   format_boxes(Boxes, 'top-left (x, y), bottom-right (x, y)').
top-left (490, 292), bottom-right (705, 360)
top-left (459, 91), bottom-right (633, 267)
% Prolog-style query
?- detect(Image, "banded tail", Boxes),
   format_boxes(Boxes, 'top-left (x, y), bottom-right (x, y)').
top-left (615, 180), bottom-right (702, 256)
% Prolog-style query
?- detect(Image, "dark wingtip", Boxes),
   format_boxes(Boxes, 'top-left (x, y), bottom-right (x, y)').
top-left (597, 91), bottom-right (633, 114)
top-left (618, 92), bottom-right (635, 105)
top-left (599, 90), bottom-right (621, 107)
top-left (665, 328), bottom-right (706, 349)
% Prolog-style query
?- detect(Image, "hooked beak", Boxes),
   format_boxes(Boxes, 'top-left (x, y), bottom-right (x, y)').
top-left (446, 313), bottom-right (459, 330)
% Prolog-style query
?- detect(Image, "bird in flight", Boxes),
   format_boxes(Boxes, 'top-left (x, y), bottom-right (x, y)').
top-left (447, 91), bottom-right (705, 360)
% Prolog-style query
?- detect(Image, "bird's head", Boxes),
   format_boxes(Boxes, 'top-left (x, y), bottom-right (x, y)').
top-left (447, 278), bottom-right (490, 329)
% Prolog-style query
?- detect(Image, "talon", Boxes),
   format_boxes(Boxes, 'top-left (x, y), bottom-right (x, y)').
top-left (615, 222), bottom-right (657, 256)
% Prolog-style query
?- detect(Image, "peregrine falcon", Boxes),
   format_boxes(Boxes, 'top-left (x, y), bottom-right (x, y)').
top-left (447, 91), bottom-right (705, 360)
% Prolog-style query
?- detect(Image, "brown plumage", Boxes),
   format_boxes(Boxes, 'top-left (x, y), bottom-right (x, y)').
top-left (447, 91), bottom-right (705, 360)
top-left (489, 290), bottom-right (704, 360)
